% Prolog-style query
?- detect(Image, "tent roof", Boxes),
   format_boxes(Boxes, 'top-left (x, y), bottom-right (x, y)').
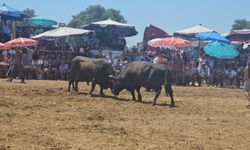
top-left (82, 18), bottom-right (134, 28)
top-left (31, 27), bottom-right (92, 39)
top-left (174, 24), bottom-right (214, 35)
top-left (226, 29), bottom-right (250, 37)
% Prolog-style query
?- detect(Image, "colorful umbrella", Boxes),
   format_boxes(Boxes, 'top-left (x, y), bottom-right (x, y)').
top-left (147, 37), bottom-right (192, 49)
top-left (5, 37), bottom-right (38, 48)
top-left (30, 16), bottom-right (57, 27)
top-left (204, 42), bottom-right (239, 59)
top-left (0, 3), bottom-right (28, 21)
top-left (195, 32), bottom-right (230, 43)
top-left (0, 43), bottom-right (6, 50)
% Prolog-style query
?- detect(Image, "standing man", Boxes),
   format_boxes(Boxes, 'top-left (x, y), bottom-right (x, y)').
top-left (7, 47), bottom-right (25, 83)
top-left (243, 63), bottom-right (250, 108)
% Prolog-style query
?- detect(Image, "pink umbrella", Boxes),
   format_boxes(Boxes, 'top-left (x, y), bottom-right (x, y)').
top-left (4, 37), bottom-right (38, 48)
top-left (148, 37), bottom-right (192, 49)
top-left (0, 43), bottom-right (5, 50)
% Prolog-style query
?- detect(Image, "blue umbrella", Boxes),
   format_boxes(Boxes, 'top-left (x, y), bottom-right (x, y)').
top-left (196, 32), bottom-right (230, 44)
top-left (204, 42), bottom-right (239, 59)
top-left (0, 3), bottom-right (28, 21)
top-left (30, 16), bottom-right (57, 27)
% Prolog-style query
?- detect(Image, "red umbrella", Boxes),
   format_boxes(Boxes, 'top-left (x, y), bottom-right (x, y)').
top-left (148, 37), bottom-right (192, 49)
top-left (0, 43), bottom-right (5, 50)
top-left (4, 37), bottom-right (38, 48)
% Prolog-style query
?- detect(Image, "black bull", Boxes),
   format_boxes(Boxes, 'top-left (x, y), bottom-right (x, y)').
top-left (109, 61), bottom-right (175, 107)
top-left (68, 56), bottom-right (116, 95)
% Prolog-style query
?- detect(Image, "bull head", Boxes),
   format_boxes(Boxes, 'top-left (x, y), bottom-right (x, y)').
top-left (108, 75), bottom-right (121, 96)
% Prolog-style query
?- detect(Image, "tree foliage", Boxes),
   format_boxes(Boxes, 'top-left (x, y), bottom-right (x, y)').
top-left (232, 18), bottom-right (250, 30)
top-left (68, 5), bottom-right (126, 28)
top-left (67, 5), bottom-right (127, 48)
top-left (23, 8), bottom-right (36, 18)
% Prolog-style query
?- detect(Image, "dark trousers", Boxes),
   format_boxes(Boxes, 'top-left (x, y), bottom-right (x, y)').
top-left (9, 64), bottom-right (25, 82)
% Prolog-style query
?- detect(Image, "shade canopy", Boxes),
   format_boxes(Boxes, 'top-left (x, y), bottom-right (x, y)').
top-left (226, 29), bottom-right (250, 42)
top-left (174, 24), bottom-right (214, 38)
top-left (31, 27), bottom-right (93, 39)
top-left (30, 16), bottom-right (57, 27)
top-left (81, 18), bottom-right (138, 37)
top-left (195, 32), bottom-right (230, 43)
top-left (204, 42), bottom-right (239, 59)
top-left (0, 3), bottom-right (28, 21)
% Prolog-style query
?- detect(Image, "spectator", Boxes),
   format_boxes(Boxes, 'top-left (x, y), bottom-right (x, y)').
top-left (243, 62), bottom-right (250, 108)
top-left (7, 47), bottom-right (25, 83)
top-left (59, 61), bottom-right (69, 80)
top-left (105, 51), bottom-right (113, 63)
top-left (198, 62), bottom-right (211, 86)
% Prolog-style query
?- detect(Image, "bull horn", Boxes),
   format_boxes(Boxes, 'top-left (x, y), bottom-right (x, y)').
top-left (108, 75), bottom-right (118, 80)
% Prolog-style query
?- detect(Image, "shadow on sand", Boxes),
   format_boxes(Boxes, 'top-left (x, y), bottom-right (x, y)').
top-left (73, 92), bottom-right (176, 108)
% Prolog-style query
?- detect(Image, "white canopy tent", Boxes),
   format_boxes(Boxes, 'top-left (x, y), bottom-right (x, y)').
top-left (90, 18), bottom-right (134, 27)
top-left (174, 24), bottom-right (214, 35)
top-left (31, 27), bottom-right (93, 39)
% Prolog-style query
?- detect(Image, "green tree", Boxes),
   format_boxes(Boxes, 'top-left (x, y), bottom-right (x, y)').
top-left (16, 8), bottom-right (36, 27)
top-left (68, 5), bottom-right (126, 48)
top-left (23, 8), bottom-right (36, 18)
top-left (232, 18), bottom-right (250, 30)
top-left (68, 5), bottom-right (126, 28)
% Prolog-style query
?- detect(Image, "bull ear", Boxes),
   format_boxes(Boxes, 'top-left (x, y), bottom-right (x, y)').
top-left (108, 75), bottom-right (118, 80)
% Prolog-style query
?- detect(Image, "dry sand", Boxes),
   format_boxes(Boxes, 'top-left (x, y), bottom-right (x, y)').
top-left (1, 79), bottom-right (250, 150)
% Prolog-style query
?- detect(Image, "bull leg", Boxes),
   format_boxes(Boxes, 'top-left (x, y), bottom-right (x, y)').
top-left (152, 89), bottom-right (161, 106)
top-left (164, 85), bottom-right (175, 107)
top-left (130, 90), bottom-right (136, 101)
top-left (68, 81), bottom-right (71, 92)
top-left (75, 81), bottom-right (79, 93)
top-left (90, 81), bottom-right (96, 96)
top-left (99, 85), bottom-right (105, 96)
top-left (136, 88), bottom-right (142, 102)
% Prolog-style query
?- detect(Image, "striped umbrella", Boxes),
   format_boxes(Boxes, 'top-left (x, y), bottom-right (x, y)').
top-left (5, 37), bottom-right (38, 48)
top-left (148, 37), bottom-right (192, 49)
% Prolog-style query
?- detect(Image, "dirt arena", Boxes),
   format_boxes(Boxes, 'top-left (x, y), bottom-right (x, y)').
top-left (1, 79), bottom-right (250, 150)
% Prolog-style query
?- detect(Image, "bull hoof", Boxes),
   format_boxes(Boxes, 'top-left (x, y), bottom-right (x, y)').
top-left (169, 104), bottom-right (176, 108)
top-left (152, 103), bottom-right (156, 106)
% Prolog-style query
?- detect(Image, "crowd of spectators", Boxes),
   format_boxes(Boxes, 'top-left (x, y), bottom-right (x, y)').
top-left (1, 41), bottom-right (249, 88)
top-left (100, 46), bottom-right (249, 89)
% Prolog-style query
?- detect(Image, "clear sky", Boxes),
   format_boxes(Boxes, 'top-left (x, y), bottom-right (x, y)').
top-left (2, 0), bottom-right (250, 46)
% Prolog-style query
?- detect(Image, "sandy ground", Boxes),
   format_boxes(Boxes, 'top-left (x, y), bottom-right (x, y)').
top-left (0, 79), bottom-right (250, 150)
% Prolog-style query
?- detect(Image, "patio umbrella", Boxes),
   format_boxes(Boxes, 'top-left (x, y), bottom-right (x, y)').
top-left (81, 18), bottom-right (138, 37)
top-left (204, 42), bottom-right (239, 59)
top-left (30, 16), bottom-right (57, 27)
top-left (0, 3), bottom-right (28, 21)
top-left (195, 32), bottom-right (230, 43)
top-left (0, 43), bottom-right (6, 50)
top-left (147, 37), bottom-right (193, 49)
top-left (5, 37), bottom-right (38, 48)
